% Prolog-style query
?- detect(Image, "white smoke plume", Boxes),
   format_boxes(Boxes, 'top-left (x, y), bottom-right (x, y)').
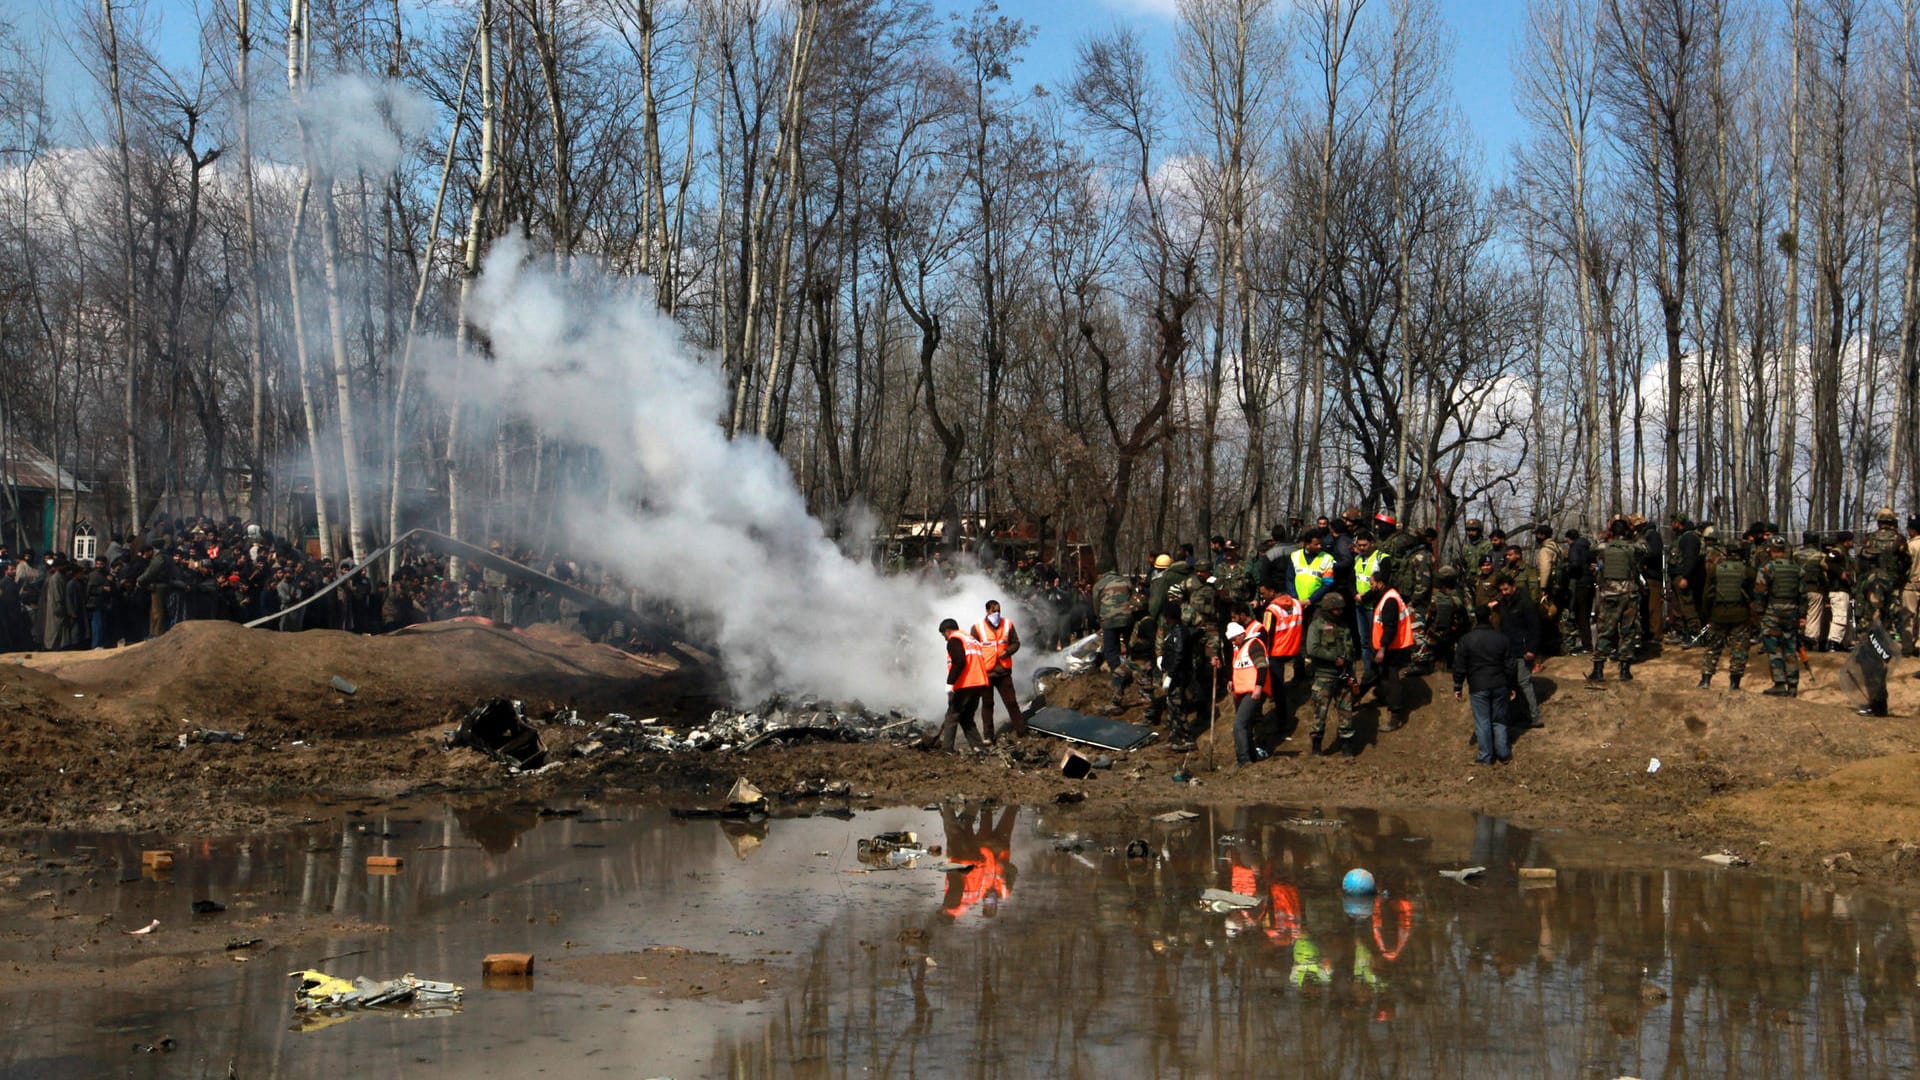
top-left (431, 241), bottom-right (1035, 721)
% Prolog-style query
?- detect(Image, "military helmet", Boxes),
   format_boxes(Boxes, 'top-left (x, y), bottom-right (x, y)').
top-left (1321, 592), bottom-right (1348, 612)
top-left (1876, 507), bottom-right (1897, 524)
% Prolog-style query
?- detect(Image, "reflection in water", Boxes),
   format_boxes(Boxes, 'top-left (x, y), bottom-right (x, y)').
top-left (0, 803), bottom-right (1915, 1078)
top-left (940, 805), bottom-right (1018, 921)
top-left (726, 805), bottom-right (1920, 1079)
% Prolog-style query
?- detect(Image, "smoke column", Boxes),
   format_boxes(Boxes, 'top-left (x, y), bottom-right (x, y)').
top-left (431, 242), bottom-right (1035, 721)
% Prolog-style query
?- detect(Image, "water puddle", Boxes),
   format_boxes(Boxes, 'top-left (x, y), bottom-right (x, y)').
top-left (2, 801), bottom-right (1915, 1077)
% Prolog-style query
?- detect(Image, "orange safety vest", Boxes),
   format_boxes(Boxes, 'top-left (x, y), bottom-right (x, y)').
top-left (972, 617), bottom-right (1014, 673)
top-left (947, 631), bottom-right (990, 690)
top-left (1230, 632), bottom-right (1270, 697)
top-left (1264, 595), bottom-right (1304, 657)
top-left (942, 848), bottom-right (1008, 918)
top-left (1267, 882), bottom-right (1304, 945)
top-left (1371, 588), bottom-right (1414, 651)
top-left (1372, 896), bottom-right (1414, 961)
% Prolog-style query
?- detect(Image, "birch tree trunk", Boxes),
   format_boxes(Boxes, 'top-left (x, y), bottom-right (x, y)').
top-left (387, 33), bottom-right (475, 576)
top-left (450, 0), bottom-right (497, 574)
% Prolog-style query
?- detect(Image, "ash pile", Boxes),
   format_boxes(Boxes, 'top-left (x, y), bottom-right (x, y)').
top-left (574, 695), bottom-right (922, 758)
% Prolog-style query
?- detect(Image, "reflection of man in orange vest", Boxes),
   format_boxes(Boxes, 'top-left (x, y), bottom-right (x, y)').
top-left (1368, 586), bottom-right (1415, 730)
top-left (1226, 617), bottom-right (1271, 767)
top-left (921, 618), bottom-right (989, 752)
top-left (971, 600), bottom-right (1029, 741)
top-left (940, 803), bottom-right (1018, 918)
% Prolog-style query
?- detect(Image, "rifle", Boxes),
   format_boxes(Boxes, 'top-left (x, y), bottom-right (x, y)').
top-left (1209, 658), bottom-right (1221, 772)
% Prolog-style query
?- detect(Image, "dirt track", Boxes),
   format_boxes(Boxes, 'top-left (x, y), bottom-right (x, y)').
top-left (4, 622), bottom-right (1920, 897)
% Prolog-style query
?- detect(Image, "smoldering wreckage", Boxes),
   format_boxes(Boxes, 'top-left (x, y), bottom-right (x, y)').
top-left (441, 633), bottom-right (1124, 783)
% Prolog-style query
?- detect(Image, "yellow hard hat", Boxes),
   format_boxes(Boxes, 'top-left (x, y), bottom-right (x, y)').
top-left (1153, 554), bottom-right (1172, 569)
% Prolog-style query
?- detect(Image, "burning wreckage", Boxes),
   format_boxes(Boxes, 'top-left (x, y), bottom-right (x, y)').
top-left (444, 695), bottom-right (926, 772)
top-left (443, 635), bottom-right (1143, 774)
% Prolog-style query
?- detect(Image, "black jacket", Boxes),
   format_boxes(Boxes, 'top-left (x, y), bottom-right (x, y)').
top-left (1495, 596), bottom-right (1541, 659)
top-left (1452, 625), bottom-right (1510, 694)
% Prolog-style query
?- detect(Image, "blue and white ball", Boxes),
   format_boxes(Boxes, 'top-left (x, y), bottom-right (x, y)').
top-left (1341, 868), bottom-right (1377, 896)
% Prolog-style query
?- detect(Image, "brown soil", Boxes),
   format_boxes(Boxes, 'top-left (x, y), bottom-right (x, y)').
top-left (5, 624), bottom-right (1920, 898)
top-left (0, 621), bottom-right (718, 833)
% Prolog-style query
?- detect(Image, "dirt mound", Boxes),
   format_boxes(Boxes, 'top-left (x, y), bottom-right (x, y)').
top-left (26, 620), bottom-right (700, 725)
top-left (0, 621), bottom-right (719, 833)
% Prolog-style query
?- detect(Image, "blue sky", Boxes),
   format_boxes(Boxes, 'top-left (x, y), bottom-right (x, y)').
top-left (28, 0), bottom-right (1528, 177)
top-left (936, 0), bottom-right (1527, 179)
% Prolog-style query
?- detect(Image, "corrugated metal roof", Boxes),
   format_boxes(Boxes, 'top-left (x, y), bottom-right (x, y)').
top-left (0, 429), bottom-right (89, 493)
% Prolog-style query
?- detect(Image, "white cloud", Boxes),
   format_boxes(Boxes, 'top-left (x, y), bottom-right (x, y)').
top-left (1097, 0), bottom-right (1182, 18)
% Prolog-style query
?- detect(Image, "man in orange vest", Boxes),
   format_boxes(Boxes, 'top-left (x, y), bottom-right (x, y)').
top-left (1258, 582), bottom-right (1307, 687)
top-left (1226, 618), bottom-right (1272, 767)
top-left (921, 618), bottom-right (989, 752)
top-left (971, 600), bottom-right (1028, 741)
top-left (1368, 584), bottom-right (1415, 731)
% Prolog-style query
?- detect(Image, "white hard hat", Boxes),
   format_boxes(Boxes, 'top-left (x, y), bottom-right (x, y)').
top-left (1226, 622), bottom-right (1245, 639)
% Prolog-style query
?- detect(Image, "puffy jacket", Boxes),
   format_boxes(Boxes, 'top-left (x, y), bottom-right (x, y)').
top-left (1452, 625), bottom-right (1510, 694)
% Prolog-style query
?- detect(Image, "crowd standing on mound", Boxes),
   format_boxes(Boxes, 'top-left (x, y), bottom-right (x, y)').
top-left (0, 514), bottom-right (647, 654)
top-left (939, 506), bottom-right (1920, 766)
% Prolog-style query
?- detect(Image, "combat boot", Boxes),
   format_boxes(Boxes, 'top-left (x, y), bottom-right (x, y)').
top-left (1728, 673), bottom-right (1742, 690)
top-left (1696, 674), bottom-right (1711, 689)
top-left (1763, 682), bottom-right (1792, 697)
top-left (1309, 734), bottom-right (1332, 757)
top-left (1585, 658), bottom-right (1605, 683)
top-left (1618, 661), bottom-right (1633, 681)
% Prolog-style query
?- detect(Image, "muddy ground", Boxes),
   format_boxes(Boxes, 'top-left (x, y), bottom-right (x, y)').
top-left (4, 620), bottom-right (1920, 898)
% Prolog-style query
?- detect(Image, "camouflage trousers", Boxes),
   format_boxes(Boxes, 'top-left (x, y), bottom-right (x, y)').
top-left (1308, 668), bottom-right (1356, 741)
top-left (1402, 608), bottom-right (1433, 669)
top-left (1860, 574), bottom-right (1899, 633)
top-left (1758, 604), bottom-right (1802, 687)
top-left (1147, 678), bottom-right (1206, 740)
top-left (1698, 619), bottom-right (1752, 678)
top-left (1669, 588), bottom-right (1703, 636)
top-left (1594, 586), bottom-right (1641, 661)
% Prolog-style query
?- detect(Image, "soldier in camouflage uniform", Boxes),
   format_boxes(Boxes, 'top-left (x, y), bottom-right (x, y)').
top-left (1399, 531), bottom-right (1439, 672)
top-left (1125, 604), bottom-right (1160, 707)
top-left (1457, 518), bottom-right (1495, 578)
top-left (1094, 569), bottom-right (1140, 704)
top-left (1859, 509), bottom-right (1909, 636)
top-left (1792, 532), bottom-right (1830, 651)
top-left (1666, 515), bottom-right (1704, 643)
top-left (1149, 604), bottom-right (1201, 750)
top-left (1180, 563), bottom-right (1220, 633)
top-left (1425, 566), bottom-right (1470, 672)
top-left (1305, 592), bottom-right (1359, 756)
top-left (1754, 535), bottom-right (1806, 696)
top-left (1587, 517), bottom-right (1645, 683)
top-left (1696, 541), bottom-right (1755, 689)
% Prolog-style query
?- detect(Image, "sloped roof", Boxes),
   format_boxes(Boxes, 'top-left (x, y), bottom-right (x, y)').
top-left (0, 428), bottom-right (89, 493)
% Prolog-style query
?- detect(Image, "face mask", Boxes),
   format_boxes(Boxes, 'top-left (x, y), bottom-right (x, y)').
top-left (987, 612), bottom-right (1003, 628)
